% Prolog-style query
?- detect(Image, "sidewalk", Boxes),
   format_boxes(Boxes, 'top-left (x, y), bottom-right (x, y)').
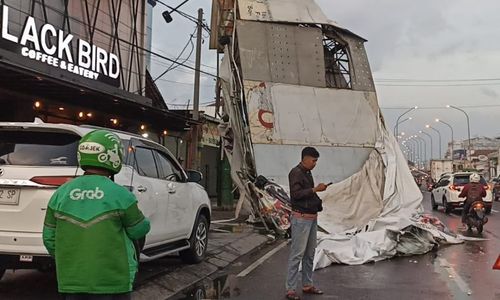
top-left (132, 209), bottom-right (269, 300)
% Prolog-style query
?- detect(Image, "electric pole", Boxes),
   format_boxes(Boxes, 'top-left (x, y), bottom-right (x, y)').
top-left (189, 8), bottom-right (203, 170)
top-left (193, 8), bottom-right (202, 121)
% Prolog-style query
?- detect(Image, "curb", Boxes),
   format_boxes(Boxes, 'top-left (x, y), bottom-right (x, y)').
top-left (132, 232), bottom-right (269, 300)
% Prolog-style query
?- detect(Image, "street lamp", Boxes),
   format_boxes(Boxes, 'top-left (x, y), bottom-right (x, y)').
top-left (420, 130), bottom-right (434, 160)
top-left (415, 136), bottom-right (427, 169)
top-left (158, 0), bottom-right (191, 23)
top-left (402, 140), bottom-right (413, 162)
top-left (393, 117), bottom-right (413, 136)
top-left (407, 138), bottom-right (419, 167)
top-left (446, 105), bottom-right (471, 160)
top-left (426, 124), bottom-right (442, 159)
top-left (411, 135), bottom-right (423, 169)
top-left (408, 137), bottom-right (419, 168)
top-left (395, 106), bottom-right (418, 137)
top-left (435, 118), bottom-right (454, 160)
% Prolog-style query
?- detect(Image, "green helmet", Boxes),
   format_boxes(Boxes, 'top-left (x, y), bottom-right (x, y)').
top-left (77, 130), bottom-right (124, 174)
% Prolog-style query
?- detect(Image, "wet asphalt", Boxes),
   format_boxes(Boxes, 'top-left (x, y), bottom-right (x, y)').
top-left (171, 190), bottom-right (500, 300)
top-left (1, 189), bottom-right (499, 300)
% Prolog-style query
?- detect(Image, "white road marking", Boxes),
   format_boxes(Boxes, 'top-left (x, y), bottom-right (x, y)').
top-left (438, 258), bottom-right (471, 295)
top-left (237, 240), bottom-right (289, 277)
top-left (491, 209), bottom-right (499, 213)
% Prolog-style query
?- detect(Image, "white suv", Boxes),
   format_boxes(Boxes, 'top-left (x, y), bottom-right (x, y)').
top-left (431, 172), bottom-right (492, 214)
top-left (0, 121), bottom-right (211, 280)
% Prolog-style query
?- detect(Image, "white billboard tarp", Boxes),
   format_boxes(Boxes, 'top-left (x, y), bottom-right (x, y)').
top-left (245, 81), bottom-right (379, 146)
top-left (314, 131), bottom-right (462, 268)
top-left (238, 0), bottom-right (342, 28)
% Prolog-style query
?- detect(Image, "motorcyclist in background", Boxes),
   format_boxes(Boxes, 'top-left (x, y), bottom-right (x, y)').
top-left (43, 130), bottom-right (150, 300)
top-left (458, 173), bottom-right (486, 226)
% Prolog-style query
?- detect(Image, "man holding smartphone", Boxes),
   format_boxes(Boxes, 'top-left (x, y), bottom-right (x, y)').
top-left (285, 147), bottom-right (327, 300)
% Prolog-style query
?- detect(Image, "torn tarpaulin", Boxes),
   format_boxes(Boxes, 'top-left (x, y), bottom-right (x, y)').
top-left (314, 214), bottom-right (463, 268)
top-left (313, 132), bottom-right (463, 269)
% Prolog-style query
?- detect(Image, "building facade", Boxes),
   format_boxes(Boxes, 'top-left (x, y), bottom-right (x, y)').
top-left (0, 0), bottom-right (191, 141)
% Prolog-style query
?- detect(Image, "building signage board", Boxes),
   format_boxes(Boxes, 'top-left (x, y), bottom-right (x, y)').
top-left (0, 5), bottom-right (120, 86)
top-left (201, 122), bottom-right (221, 147)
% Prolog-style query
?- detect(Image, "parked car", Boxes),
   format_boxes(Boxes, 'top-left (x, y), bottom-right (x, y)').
top-left (0, 121), bottom-right (211, 280)
top-left (490, 177), bottom-right (500, 201)
top-left (431, 172), bottom-right (492, 214)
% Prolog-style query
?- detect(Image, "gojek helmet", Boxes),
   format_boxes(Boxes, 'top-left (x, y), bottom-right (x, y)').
top-left (77, 129), bottom-right (124, 174)
top-left (469, 173), bottom-right (481, 183)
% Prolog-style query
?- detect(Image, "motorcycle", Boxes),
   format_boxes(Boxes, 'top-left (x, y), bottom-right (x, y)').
top-left (254, 175), bottom-right (292, 235)
top-left (465, 201), bottom-right (488, 233)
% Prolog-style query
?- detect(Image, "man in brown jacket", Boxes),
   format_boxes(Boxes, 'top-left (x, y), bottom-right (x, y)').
top-left (285, 147), bottom-right (327, 300)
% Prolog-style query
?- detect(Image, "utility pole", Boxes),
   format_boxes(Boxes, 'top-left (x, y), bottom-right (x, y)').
top-left (189, 8), bottom-right (203, 170)
top-left (193, 8), bottom-right (203, 121)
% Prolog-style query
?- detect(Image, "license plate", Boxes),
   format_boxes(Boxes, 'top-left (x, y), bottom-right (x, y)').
top-left (0, 188), bottom-right (20, 205)
top-left (20, 255), bottom-right (33, 262)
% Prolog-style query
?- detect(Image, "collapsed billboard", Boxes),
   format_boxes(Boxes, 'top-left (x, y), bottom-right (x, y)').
top-left (211, 0), bottom-right (462, 267)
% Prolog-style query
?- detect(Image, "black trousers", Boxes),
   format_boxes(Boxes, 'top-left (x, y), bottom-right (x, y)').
top-left (461, 199), bottom-right (475, 223)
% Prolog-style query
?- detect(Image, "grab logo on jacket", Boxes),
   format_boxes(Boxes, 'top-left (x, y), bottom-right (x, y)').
top-left (70, 187), bottom-right (105, 200)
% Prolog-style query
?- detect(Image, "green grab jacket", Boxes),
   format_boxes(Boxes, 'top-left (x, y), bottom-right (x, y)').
top-left (43, 175), bottom-right (150, 294)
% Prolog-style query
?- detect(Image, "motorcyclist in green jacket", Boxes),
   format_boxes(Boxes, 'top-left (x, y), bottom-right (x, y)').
top-left (43, 129), bottom-right (150, 299)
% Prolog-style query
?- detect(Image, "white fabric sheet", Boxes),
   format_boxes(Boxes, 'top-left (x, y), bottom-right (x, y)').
top-left (314, 130), bottom-right (462, 269)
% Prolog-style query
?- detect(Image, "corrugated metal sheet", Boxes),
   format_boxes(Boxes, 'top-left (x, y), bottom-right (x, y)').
top-left (336, 32), bottom-right (376, 93)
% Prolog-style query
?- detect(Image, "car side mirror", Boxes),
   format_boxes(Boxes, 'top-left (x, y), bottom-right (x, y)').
top-left (187, 170), bottom-right (203, 183)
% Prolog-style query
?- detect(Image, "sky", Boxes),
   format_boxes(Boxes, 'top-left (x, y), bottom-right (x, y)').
top-left (150, 0), bottom-right (500, 157)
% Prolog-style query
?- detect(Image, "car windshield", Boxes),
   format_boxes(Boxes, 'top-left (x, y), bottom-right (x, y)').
top-left (0, 130), bottom-right (80, 166)
top-left (453, 175), bottom-right (487, 186)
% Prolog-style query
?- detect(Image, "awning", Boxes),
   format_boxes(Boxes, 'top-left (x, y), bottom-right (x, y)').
top-left (0, 60), bottom-right (192, 132)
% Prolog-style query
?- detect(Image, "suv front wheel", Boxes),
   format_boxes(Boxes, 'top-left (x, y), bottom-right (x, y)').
top-left (180, 215), bottom-right (209, 264)
top-left (0, 268), bottom-right (5, 281)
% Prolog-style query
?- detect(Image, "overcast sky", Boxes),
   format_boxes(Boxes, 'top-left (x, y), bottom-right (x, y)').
top-left (150, 0), bottom-right (500, 157)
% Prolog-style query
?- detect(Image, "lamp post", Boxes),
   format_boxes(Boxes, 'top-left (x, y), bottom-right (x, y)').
top-left (446, 105), bottom-right (471, 160)
top-left (415, 136), bottom-right (427, 169)
top-left (420, 130), bottom-right (433, 160)
top-left (435, 118), bottom-right (454, 161)
top-left (426, 124), bottom-right (442, 159)
top-left (393, 117), bottom-right (412, 136)
top-left (408, 138), bottom-right (419, 167)
top-left (402, 140), bottom-right (413, 163)
top-left (411, 136), bottom-right (423, 169)
top-left (401, 142), bottom-right (408, 159)
top-left (395, 106), bottom-right (418, 137)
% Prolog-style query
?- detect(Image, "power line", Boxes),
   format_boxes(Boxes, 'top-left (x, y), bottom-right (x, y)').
top-left (141, 26), bottom-right (197, 93)
top-left (375, 77), bottom-right (500, 82)
top-left (155, 0), bottom-right (211, 33)
top-left (374, 76), bottom-right (500, 87)
top-left (8, 3), bottom-right (218, 79)
top-left (377, 83), bottom-right (500, 87)
top-left (155, 77), bottom-right (215, 87)
top-left (151, 46), bottom-right (217, 70)
top-left (381, 104), bottom-right (500, 110)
